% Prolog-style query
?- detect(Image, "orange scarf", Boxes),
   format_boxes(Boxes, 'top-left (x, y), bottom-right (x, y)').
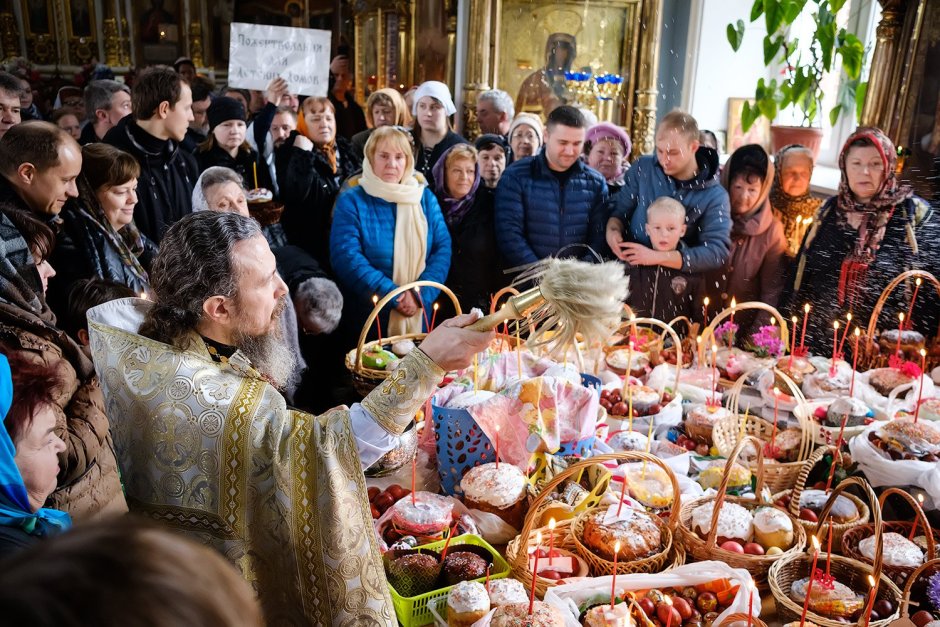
top-left (296, 114), bottom-right (338, 173)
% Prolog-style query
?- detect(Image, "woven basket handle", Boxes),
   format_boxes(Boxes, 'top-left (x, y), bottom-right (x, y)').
top-left (813, 477), bottom-right (883, 577)
top-left (900, 557), bottom-right (940, 617)
top-left (512, 452), bottom-right (681, 572)
top-left (787, 445), bottom-right (836, 518)
top-left (878, 487), bottom-right (935, 561)
top-left (701, 300), bottom-right (789, 348)
top-left (865, 270), bottom-right (940, 340)
top-left (632, 317), bottom-right (683, 392)
top-left (704, 434), bottom-right (768, 548)
top-left (354, 280), bottom-right (461, 371)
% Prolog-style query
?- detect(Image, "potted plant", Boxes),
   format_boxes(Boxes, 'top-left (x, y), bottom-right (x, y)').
top-left (726, 0), bottom-right (868, 156)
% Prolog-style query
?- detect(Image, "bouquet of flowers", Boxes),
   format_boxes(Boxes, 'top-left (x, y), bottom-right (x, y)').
top-left (715, 320), bottom-right (739, 347)
top-left (745, 325), bottom-right (785, 358)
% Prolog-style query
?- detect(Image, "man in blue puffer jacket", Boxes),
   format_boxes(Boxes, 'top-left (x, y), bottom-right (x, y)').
top-left (606, 110), bottom-right (731, 274)
top-left (495, 106), bottom-right (608, 267)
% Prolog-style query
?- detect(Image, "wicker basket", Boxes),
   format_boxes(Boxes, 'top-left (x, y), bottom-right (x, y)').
top-left (858, 270), bottom-right (940, 371)
top-left (345, 281), bottom-right (461, 396)
top-left (677, 435), bottom-right (807, 590)
top-left (768, 477), bottom-right (903, 627)
top-left (650, 315), bottom-right (699, 368)
top-left (841, 487), bottom-right (938, 589)
top-left (701, 300), bottom-right (790, 355)
top-left (897, 558), bottom-right (940, 621)
top-left (506, 452), bottom-right (682, 599)
top-left (718, 369), bottom-right (815, 494)
top-left (770, 444), bottom-right (871, 547)
top-left (715, 612), bottom-right (768, 627)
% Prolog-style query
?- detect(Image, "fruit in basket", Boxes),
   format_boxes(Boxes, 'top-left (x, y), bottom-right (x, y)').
top-left (873, 600), bottom-right (895, 618)
top-left (766, 546), bottom-right (783, 555)
top-left (362, 348), bottom-right (398, 370)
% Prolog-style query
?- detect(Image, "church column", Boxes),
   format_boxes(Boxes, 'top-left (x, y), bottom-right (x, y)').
top-left (460, 0), bottom-right (493, 140)
top-left (631, 0), bottom-right (663, 158)
top-left (859, 2), bottom-right (909, 137)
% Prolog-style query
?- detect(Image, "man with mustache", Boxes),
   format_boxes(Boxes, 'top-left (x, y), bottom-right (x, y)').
top-left (86, 210), bottom-right (494, 625)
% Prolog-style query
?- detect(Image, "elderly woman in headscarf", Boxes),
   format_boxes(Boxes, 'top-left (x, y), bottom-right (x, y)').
top-left (352, 88), bottom-right (412, 156)
top-left (330, 126), bottom-right (451, 342)
top-left (507, 113), bottom-right (543, 162)
top-left (584, 122), bottom-right (632, 193)
top-left (705, 143), bottom-right (787, 337)
top-left (0, 352), bottom-right (70, 558)
top-left (771, 144), bottom-right (824, 256)
top-left (781, 127), bottom-right (940, 349)
top-left (47, 143), bottom-right (156, 315)
top-left (432, 143), bottom-right (502, 317)
top-left (276, 96), bottom-right (362, 269)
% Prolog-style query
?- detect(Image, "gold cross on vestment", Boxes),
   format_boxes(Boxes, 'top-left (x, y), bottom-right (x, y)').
top-left (382, 369), bottom-right (407, 395)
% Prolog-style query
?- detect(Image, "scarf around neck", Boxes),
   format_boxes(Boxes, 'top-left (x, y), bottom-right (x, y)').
top-left (359, 158), bottom-right (427, 335)
top-left (297, 115), bottom-right (338, 174)
top-left (76, 177), bottom-right (150, 287)
top-left (432, 146), bottom-right (481, 227)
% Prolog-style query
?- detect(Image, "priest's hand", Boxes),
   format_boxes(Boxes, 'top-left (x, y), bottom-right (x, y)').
top-left (419, 312), bottom-right (495, 371)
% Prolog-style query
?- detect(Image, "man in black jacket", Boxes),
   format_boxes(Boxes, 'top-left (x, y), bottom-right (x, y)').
top-left (104, 66), bottom-right (196, 242)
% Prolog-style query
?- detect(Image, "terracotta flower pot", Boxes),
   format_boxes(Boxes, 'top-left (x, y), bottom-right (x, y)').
top-left (770, 125), bottom-right (824, 159)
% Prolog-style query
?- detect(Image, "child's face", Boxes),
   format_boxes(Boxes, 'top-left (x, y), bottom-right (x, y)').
top-left (645, 212), bottom-right (687, 251)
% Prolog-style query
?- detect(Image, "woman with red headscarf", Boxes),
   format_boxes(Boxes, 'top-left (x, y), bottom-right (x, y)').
top-left (781, 127), bottom-right (940, 349)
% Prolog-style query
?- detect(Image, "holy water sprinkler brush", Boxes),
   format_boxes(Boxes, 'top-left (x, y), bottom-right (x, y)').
top-left (467, 258), bottom-right (629, 354)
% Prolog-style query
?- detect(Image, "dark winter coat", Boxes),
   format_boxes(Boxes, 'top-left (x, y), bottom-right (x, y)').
top-left (608, 146), bottom-right (731, 273)
top-left (275, 131), bottom-right (362, 271)
top-left (494, 151), bottom-right (609, 267)
top-left (329, 92), bottom-right (368, 140)
top-left (413, 130), bottom-right (468, 189)
top-left (47, 200), bottom-right (157, 316)
top-left (103, 116), bottom-right (198, 243)
top-left (195, 143), bottom-right (272, 191)
top-left (78, 122), bottom-right (102, 146)
top-left (626, 250), bottom-right (705, 322)
top-left (781, 196), bottom-right (940, 348)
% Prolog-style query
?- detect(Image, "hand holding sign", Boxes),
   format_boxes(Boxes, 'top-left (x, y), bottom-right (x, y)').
top-left (228, 23), bottom-right (331, 97)
top-left (265, 77), bottom-right (290, 105)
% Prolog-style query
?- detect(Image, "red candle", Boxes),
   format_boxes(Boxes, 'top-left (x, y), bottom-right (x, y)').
top-left (850, 328), bottom-right (860, 397)
top-left (485, 563), bottom-right (491, 592)
top-left (664, 596), bottom-right (674, 627)
top-left (747, 582), bottom-right (755, 626)
top-left (789, 315), bottom-right (798, 369)
top-left (548, 518), bottom-right (556, 566)
top-left (616, 469), bottom-right (628, 517)
top-left (831, 321), bottom-right (840, 375)
top-left (905, 278), bottom-right (922, 328)
top-left (431, 302), bottom-right (439, 331)
top-left (372, 295), bottom-right (383, 344)
top-left (414, 288), bottom-right (431, 331)
top-left (896, 313), bottom-right (905, 357)
top-left (710, 343), bottom-right (718, 407)
top-left (529, 531), bottom-right (542, 615)
top-left (825, 519), bottom-right (833, 578)
top-left (826, 440), bottom-right (842, 492)
top-left (861, 574), bottom-right (877, 627)
top-left (767, 387), bottom-right (780, 458)
top-left (411, 454), bottom-right (417, 506)
top-left (799, 536), bottom-right (821, 627)
top-left (440, 522), bottom-right (459, 561)
top-left (703, 296), bottom-right (710, 326)
top-left (494, 425), bottom-right (500, 469)
top-left (730, 297), bottom-right (737, 341)
top-left (799, 303), bottom-right (811, 352)
top-left (838, 313), bottom-right (853, 356)
top-left (910, 494), bottom-right (925, 540)
top-left (915, 349), bottom-right (927, 423)
top-left (610, 539), bottom-right (622, 609)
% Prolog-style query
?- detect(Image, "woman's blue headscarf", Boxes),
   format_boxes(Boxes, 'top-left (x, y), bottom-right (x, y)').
top-left (0, 354), bottom-right (71, 536)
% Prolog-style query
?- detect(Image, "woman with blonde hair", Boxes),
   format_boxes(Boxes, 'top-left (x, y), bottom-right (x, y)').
top-left (331, 125), bottom-right (451, 341)
top-left (352, 88), bottom-right (412, 155)
top-left (276, 96), bottom-right (362, 268)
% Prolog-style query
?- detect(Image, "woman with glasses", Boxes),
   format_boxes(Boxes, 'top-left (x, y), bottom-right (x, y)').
top-left (781, 127), bottom-right (940, 349)
top-left (330, 126), bottom-right (451, 344)
top-left (276, 96), bottom-right (362, 271)
top-left (410, 81), bottom-right (467, 188)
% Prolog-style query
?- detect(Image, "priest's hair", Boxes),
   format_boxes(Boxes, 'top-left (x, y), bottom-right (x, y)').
top-left (140, 211), bottom-right (262, 349)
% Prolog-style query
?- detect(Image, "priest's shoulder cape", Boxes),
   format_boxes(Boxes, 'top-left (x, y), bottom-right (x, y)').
top-left (87, 297), bottom-right (442, 626)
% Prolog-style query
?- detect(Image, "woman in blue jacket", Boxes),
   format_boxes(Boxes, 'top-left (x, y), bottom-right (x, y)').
top-left (331, 126), bottom-right (451, 343)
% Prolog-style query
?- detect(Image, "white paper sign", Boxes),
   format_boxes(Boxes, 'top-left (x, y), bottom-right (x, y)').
top-left (227, 23), bottom-right (331, 96)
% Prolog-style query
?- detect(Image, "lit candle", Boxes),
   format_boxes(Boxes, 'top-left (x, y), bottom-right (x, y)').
top-left (799, 536), bottom-right (821, 627)
top-left (372, 295), bottom-right (383, 344)
top-left (548, 518), bottom-right (556, 565)
top-left (850, 328), bottom-right (860, 397)
top-left (905, 277), bottom-right (922, 328)
top-left (610, 539), bottom-right (622, 609)
top-left (431, 302), bottom-right (439, 331)
top-left (621, 341), bottom-right (635, 399)
top-left (838, 313), bottom-right (853, 355)
top-left (831, 321), bottom-right (840, 376)
top-left (703, 296), bottom-right (710, 326)
top-left (789, 315), bottom-right (798, 370)
top-left (896, 312), bottom-right (905, 357)
top-left (710, 343), bottom-right (719, 407)
top-left (826, 440), bottom-right (842, 492)
top-left (861, 574), bottom-right (877, 627)
top-left (440, 521), bottom-right (459, 561)
top-left (730, 297), bottom-right (737, 335)
top-left (799, 303), bottom-right (811, 352)
top-left (252, 161), bottom-right (258, 189)
top-left (494, 425), bottom-right (500, 469)
top-left (915, 348), bottom-right (927, 423)
top-left (910, 494), bottom-right (925, 540)
top-left (529, 531), bottom-right (542, 615)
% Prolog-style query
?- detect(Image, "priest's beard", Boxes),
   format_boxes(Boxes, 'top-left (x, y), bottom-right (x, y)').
top-left (231, 296), bottom-right (298, 390)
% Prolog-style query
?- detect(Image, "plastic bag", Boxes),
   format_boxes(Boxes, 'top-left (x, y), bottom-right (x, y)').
top-left (542, 560), bottom-right (758, 627)
top-left (849, 423), bottom-right (940, 510)
top-left (853, 370), bottom-right (934, 419)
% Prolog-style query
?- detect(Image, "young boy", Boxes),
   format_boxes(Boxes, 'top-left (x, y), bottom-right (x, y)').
top-left (625, 196), bottom-right (704, 322)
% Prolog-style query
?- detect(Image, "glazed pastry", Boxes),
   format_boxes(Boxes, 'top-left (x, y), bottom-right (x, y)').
top-left (447, 581), bottom-right (490, 627)
top-left (691, 501), bottom-right (753, 544)
top-left (581, 508), bottom-right (662, 561)
top-left (769, 428), bottom-right (804, 462)
top-left (878, 329), bottom-right (926, 358)
top-left (686, 403), bottom-right (733, 442)
top-left (859, 532), bottom-right (924, 568)
top-left (802, 362), bottom-right (852, 399)
top-left (620, 464), bottom-right (673, 509)
top-left (753, 506), bottom-right (794, 550)
top-left (823, 396), bottom-right (873, 428)
top-left (491, 601), bottom-right (566, 626)
top-left (799, 489), bottom-right (859, 524)
top-left (790, 577), bottom-right (863, 617)
top-left (878, 418), bottom-right (940, 456)
top-left (608, 430), bottom-right (649, 453)
top-left (868, 367), bottom-right (915, 397)
top-left (698, 461), bottom-right (750, 491)
top-left (583, 602), bottom-right (633, 626)
top-left (621, 384), bottom-right (661, 414)
top-left (385, 551), bottom-right (442, 597)
top-left (654, 440), bottom-right (690, 458)
top-left (606, 349), bottom-right (650, 378)
top-left (775, 355), bottom-right (816, 387)
top-left (461, 462), bottom-right (528, 528)
top-left (389, 492), bottom-right (455, 539)
top-left (486, 578), bottom-right (527, 607)
top-left (442, 551), bottom-right (488, 586)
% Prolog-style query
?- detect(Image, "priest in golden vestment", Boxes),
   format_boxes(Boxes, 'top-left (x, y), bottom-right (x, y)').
top-left (86, 211), bottom-right (493, 625)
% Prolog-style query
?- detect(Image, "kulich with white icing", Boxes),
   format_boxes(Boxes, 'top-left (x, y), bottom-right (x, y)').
top-left (581, 508), bottom-right (662, 561)
top-left (491, 601), bottom-right (566, 626)
top-left (691, 501), bottom-right (753, 543)
top-left (583, 602), bottom-right (634, 627)
top-left (859, 532), bottom-right (925, 568)
top-left (461, 462), bottom-right (527, 509)
top-left (447, 580), bottom-right (490, 614)
top-left (753, 506), bottom-right (794, 550)
top-left (246, 188), bottom-right (273, 203)
top-left (486, 578), bottom-right (527, 607)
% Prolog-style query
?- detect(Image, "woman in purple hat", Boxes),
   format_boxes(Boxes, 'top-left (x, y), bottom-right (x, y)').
top-left (584, 121), bottom-right (631, 193)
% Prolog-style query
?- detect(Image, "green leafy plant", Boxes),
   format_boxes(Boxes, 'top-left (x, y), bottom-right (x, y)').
top-left (727, 0), bottom-right (869, 131)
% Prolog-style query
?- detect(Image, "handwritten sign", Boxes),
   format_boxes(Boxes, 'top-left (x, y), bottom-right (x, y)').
top-left (227, 23), bottom-right (331, 96)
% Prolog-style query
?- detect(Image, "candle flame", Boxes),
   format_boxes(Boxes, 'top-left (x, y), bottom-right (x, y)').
top-left (696, 336), bottom-right (702, 344)
top-left (731, 297), bottom-right (737, 309)
top-left (804, 218), bottom-right (813, 226)
top-left (811, 535), bottom-right (820, 550)
top-left (918, 494), bottom-right (925, 504)
top-left (791, 315), bottom-right (798, 323)
top-left (867, 574), bottom-right (875, 588)
top-left (613, 539), bottom-right (621, 553)
top-left (495, 424), bottom-right (500, 433)
top-left (804, 303), bottom-right (811, 313)
top-left (854, 327), bottom-right (860, 337)
top-left (773, 386), bottom-right (780, 397)
top-left (629, 313), bottom-right (636, 322)
top-left (433, 303), bottom-right (439, 311)
top-left (921, 348), bottom-right (927, 357)
top-left (711, 343), bottom-right (718, 353)
top-left (834, 321), bottom-right (839, 330)
top-left (703, 296), bottom-right (709, 306)
top-left (548, 518), bottom-right (556, 530)
top-left (795, 216), bottom-right (802, 225)
top-left (846, 313), bottom-right (852, 322)
top-left (535, 531), bottom-right (542, 545)
top-left (372, 295), bottom-right (378, 304)
top-left (900, 312), bottom-right (905, 321)
top-left (916, 278), bottom-right (922, 286)
top-left (629, 340), bottom-right (635, 350)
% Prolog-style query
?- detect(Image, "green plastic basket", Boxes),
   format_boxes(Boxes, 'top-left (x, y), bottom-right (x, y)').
top-left (389, 534), bottom-right (510, 627)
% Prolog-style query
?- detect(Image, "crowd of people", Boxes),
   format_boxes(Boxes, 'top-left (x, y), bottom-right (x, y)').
top-left (0, 51), bottom-right (936, 625)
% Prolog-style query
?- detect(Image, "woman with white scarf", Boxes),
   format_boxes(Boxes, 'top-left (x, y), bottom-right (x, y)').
top-left (330, 126), bottom-right (452, 343)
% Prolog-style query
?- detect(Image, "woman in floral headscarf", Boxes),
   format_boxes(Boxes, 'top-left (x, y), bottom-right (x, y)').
top-left (770, 144), bottom-right (824, 256)
top-left (781, 127), bottom-right (940, 349)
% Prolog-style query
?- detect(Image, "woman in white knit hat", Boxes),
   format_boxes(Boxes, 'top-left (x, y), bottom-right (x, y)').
top-left (507, 113), bottom-right (544, 162)
top-left (411, 81), bottom-right (467, 187)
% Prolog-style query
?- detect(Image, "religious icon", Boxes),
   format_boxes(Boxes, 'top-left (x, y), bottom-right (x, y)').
top-left (515, 33), bottom-right (577, 119)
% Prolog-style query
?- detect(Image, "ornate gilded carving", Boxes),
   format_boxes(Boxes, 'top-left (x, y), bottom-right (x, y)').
top-left (189, 21), bottom-right (204, 67)
top-left (632, 88), bottom-right (658, 157)
top-left (460, 0), bottom-right (492, 138)
top-left (103, 18), bottom-right (120, 66)
top-left (0, 13), bottom-right (18, 59)
top-left (26, 35), bottom-right (56, 64)
top-left (860, 6), bottom-right (904, 133)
